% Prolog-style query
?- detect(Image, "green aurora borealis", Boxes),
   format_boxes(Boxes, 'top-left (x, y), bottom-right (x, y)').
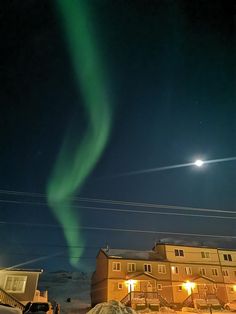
top-left (47, 0), bottom-right (112, 267)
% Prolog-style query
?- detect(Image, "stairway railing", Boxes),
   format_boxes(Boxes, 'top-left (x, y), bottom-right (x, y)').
top-left (0, 287), bottom-right (25, 311)
top-left (120, 291), bottom-right (170, 307)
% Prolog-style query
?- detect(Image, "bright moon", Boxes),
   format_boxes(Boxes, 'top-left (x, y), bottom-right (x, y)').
top-left (195, 159), bottom-right (204, 167)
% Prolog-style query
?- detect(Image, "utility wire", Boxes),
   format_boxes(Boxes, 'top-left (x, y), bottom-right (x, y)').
top-left (0, 199), bottom-right (236, 221)
top-left (0, 188), bottom-right (235, 214)
top-left (1, 221), bottom-right (236, 239)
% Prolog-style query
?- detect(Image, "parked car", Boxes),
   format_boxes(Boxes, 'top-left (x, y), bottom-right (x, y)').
top-left (224, 300), bottom-right (236, 311)
top-left (0, 303), bottom-right (22, 313)
top-left (23, 302), bottom-right (53, 314)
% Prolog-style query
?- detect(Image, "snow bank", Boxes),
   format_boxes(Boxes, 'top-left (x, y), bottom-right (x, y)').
top-left (87, 300), bottom-right (137, 314)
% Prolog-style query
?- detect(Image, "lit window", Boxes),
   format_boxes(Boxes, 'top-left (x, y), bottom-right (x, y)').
top-left (201, 252), bottom-right (210, 258)
top-left (224, 254), bottom-right (232, 261)
top-left (171, 266), bottom-right (179, 274)
top-left (185, 267), bottom-right (192, 275)
top-left (223, 270), bottom-right (229, 276)
top-left (118, 282), bottom-right (123, 290)
top-left (200, 268), bottom-right (206, 276)
top-left (157, 284), bottom-right (162, 290)
top-left (4, 276), bottom-right (27, 293)
top-left (158, 265), bottom-right (166, 274)
top-left (127, 263), bottom-right (136, 272)
top-left (175, 249), bottom-right (184, 257)
top-left (144, 264), bottom-right (152, 273)
top-left (212, 268), bottom-right (218, 276)
top-left (113, 262), bottom-right (121, 271)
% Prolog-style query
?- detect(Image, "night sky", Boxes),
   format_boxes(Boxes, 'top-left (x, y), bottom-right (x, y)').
top-left (1, 0), bottom-right (235, 271)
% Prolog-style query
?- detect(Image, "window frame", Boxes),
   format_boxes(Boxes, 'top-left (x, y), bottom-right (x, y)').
top-left (175, 249), bottom-right (184, 257)
top-left (199, 267), bottom-right (206, 276)
top-left (185, 267), bottom-right (192, 275)
top-left (112, 262), bottom-right (121, 271)
top-left (223, 254), bottom-right (232, 261)
top-left (171, 266), bottom-right (179, 274)
top-left (118, 282), bottom-right (123, 290)
top-left (144, 264), bottom-right (152, 273)
top-left (222, 269), bottom-right (229, 277)
top-left (212, 268), bottom-right (218, 276)
top-left (201, 252), bottom-right (210, 259)
top-left (178, 285), bottom-right (183, 292)
top-left (4, 275), bottom-right (27, 293)
top-left (127, 263), bottom-right (136, 272)
top-left (158, 264), bottom-right (167, 274)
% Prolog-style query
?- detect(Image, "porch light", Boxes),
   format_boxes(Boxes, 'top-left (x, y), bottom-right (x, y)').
top-left (233, 285), bottom-right (236, 292)
top-left (126, 279), bottom-right (137, 293)
top-left (183, 281), bottom-right (196, 295)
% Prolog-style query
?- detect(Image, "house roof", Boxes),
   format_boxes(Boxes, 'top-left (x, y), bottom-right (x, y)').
top-left (101, 248), bottom-right (165, 261)
top-left (0, 268), bottom-right (43, 273)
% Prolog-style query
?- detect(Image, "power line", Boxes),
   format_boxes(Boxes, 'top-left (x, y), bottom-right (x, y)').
top-left (0, 199), bottom-right (236, 221)
top-left (1, 221), bottom-right (236, 240)
top-left (0, 188), bottom-right (235, 215)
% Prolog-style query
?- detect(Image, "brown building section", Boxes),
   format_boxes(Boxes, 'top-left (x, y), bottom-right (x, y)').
top-left (91, 243), bottom-right (236, 308)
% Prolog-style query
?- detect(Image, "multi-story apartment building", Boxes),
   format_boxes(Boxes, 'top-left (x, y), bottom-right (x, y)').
top-left (91, 243), bottom-right (236, 307)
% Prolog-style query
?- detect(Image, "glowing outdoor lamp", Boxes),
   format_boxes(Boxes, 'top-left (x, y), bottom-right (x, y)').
top-left (126, 279), bottom-right (137, 293)
top-left (233, 285), bottom-right (236, 292)
top-left (183, 281), bottom-right (196, 295)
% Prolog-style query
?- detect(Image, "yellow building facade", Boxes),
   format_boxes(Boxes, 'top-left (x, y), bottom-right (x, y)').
top-left (91, 243), bottom-right (236, 308)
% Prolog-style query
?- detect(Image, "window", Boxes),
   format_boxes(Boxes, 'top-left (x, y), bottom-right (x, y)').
top-left (113, 262), bottom-right (121, 271)
top-left (200, 268), bottom-right (206, 276)
top-left (175, 249), bottom-right (184, 257)
top-left (157, 284), bottom-right (162, 290)
top-left (185, 267), bottom-right (192, 275)
top-left (201, 252), bottom-right (210, 258)
top-left (4, 276), bottom-right (27, 293)
top-left (234, 271), bottom-right (236, 277)
top-left (212, 268), bottom-right (218, 276)
top-left (127, 263), bottom-right (136, 272)
top-left (178, 286), bottom-right (183, 291)
top-left (144, 264), bottom-right (152, 273)
top-left (224, 254), bottom-right (232, 261)
top-left (118, 282), bottom-right (123, 290)
top-left (222, 270), bottom-right (229, 276)
top-left (229, 287), bottom-right (234, 293)
top-left (171, 266), bottom-right (179, 274)
top-left (158, 265), bottom-right (166, 274)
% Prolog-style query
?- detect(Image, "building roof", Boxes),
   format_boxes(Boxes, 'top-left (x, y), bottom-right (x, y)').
top-left (101, 248), bottom-right (165, 261)
top-left (0, 268), bottom-right (43, 273)
top-left (155, 242), bottom-right (236, 252)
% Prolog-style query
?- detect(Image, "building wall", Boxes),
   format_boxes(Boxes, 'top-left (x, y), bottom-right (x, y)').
top-left (0, 270), bottom-right (40, 304)
top-left (91, 251), bottom-right (109, 305)
top-left (91, 246), bottom-right (236, 306)
top-left (91, 279), bottom-right (108, 306)
top-left (107, 279), bottom-right (127, 302)
top-left (156, 244), bottom-right (220, 265)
